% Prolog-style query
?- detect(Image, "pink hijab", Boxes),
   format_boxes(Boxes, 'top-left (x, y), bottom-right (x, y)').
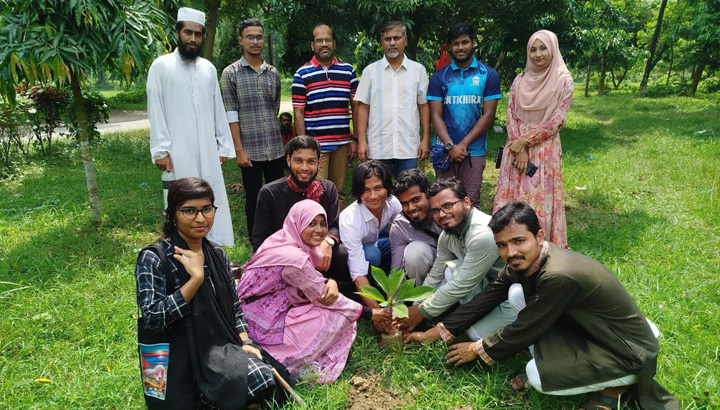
top-left (515, 30), bottom-right (572, 127)
top-left (243, 199), bottom-right (325, 270)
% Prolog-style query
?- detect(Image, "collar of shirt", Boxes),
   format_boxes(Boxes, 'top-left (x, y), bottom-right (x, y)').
top-left (239, 55), bottom-right (268, 73)
top-left (311, 55), bottom-right (338, 68)
top-left (359, 198), bottom-right (393, 224)
top-left (173, 48), bottom-right (197, 65)
top-left (381, 54), bottom-right (409, 71)
top-left (450, 56), bottom-right (479, 71)
top-left (524, 240), bottom-right (549, 277)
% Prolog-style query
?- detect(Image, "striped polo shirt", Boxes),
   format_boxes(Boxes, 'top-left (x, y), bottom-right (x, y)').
top-left (292, 56), bottom-right (358, 152)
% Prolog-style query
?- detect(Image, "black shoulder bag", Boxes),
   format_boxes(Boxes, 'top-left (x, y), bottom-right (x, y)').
top-left (136, 243), bottom-right (195, 410)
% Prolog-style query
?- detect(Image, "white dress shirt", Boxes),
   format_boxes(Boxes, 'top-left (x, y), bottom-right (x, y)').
top-left (339, 196), bottom-right (401, 281)
top-left (355, 55), bottom-right (429, 160)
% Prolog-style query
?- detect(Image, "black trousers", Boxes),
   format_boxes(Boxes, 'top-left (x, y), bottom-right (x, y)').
top-left (240, 157), bottom-right (286, 239)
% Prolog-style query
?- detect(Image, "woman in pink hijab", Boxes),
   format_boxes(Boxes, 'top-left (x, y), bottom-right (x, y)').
top-left (494, 30), bottom-right (574, 248)
top-left (237, 200), bottom-right (389, 383)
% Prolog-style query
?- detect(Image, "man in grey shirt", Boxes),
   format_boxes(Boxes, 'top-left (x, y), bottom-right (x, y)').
top-left (399, 178), bottom-right (516, 341)
top-left (390, 169), bottom-right (442, 286)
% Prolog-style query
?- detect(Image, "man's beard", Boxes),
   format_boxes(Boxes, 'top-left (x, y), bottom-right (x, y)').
top-left (291, 170), bottom-right (317, 189)
top-left (441, 208), bottom-right (469, 235)
top-left (177, 36), bottom-right (202, 61)
top-left (407, 214), bottom-right (429, 229)
top-left (281, 124), bottom-right (291, 133)
top-left (386, 49), bottom-right (400, 58)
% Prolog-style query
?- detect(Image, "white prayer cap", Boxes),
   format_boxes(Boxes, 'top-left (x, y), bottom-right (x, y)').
top-left (177, 7), bottom-right (206, 27)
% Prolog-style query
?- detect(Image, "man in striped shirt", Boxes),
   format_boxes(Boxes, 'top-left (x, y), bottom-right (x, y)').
top-left (292, 23), bottom-right (359, 203)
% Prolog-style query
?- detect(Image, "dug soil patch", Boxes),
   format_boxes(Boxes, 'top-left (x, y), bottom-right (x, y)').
top-left (346, 375), bottom-right (404, 410)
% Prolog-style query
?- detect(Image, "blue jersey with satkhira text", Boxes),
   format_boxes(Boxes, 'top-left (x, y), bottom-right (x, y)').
top-left (427, 57), bottom-right (501, 156)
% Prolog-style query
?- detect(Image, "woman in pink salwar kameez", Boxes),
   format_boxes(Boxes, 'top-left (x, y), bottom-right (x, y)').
top-left (237, 200), bottom-right (388, 383)
top-left (494, 30), bottom-right (573, 248)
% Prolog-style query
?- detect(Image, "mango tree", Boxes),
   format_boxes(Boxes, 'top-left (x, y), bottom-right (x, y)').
top-left (0, 0), bottom-right (178, 223)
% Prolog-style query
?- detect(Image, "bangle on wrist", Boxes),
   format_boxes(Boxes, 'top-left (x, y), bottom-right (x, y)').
top-left (241, 338), bottom-right (253, 346)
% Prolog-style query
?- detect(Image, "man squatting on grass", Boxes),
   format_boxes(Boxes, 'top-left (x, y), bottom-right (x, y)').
top-left (398, 178), bottom-right (517, 339)
top-left (339, 160), bottom-right (400, 333)
top-left (389, 169), bottom-right (443, 286)
top-left (406, 202), bottom-right (679, 410)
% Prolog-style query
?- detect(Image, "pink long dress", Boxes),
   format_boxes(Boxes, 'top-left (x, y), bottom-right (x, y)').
top-left (494, 74), bottom-right (574, 248)
top-left (239, 260), bottom-right (361, 383)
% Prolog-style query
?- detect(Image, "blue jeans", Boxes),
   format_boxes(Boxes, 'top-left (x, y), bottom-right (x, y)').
top-left (379, 158), bottom-right (417, 177)
top-left (363, 237), bottom-right (391, 274)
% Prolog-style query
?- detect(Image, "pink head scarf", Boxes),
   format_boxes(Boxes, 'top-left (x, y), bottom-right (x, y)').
top-left (243, 199), bottom-right (326, 270)
top-left (515, 30), bottom-right (572, 127)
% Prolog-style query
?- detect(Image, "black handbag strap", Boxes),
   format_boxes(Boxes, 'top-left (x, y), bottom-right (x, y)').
top-left (137, 242), bottom-right (172, 318)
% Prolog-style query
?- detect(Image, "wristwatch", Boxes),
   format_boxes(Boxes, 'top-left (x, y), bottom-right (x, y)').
top-left (324, 237), bottom-right (336, 246)
top-left (444, 141), bottom-right (455, 150)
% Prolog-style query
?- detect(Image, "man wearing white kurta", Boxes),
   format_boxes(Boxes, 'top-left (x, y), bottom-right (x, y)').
top-left (147, 7), bottom-right (235, 246)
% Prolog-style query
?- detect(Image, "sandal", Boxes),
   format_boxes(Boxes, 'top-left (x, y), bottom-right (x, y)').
top-left (510, 374), bottom-right (528, 392)
top-left (579, 391), bottom-right (620, 410)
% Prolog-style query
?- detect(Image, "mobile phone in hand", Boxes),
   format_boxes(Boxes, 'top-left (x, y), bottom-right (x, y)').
top-left (527, 161), bottom-right (538, 177)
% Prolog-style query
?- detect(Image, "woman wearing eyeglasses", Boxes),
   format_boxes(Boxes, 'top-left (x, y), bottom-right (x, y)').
top-left (134, 177), bottom-right (288, 409)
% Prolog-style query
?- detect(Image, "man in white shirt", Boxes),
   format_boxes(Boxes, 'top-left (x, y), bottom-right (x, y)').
top-left (355, 21), bottom-right (431, 176)
top-left (147, 7), bottom-right (235, 246)
top-left (339, 161), bottom-right (400, 319)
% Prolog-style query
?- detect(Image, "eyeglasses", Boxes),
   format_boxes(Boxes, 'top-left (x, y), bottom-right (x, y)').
top-left (313, 38), bottom-right (334, 45)
top-left (429, 200), bottom-right (461, 216)
top-left (243, 35), bottom-right (264, 43)
top-left (178, 205), bottom-right (217, 220)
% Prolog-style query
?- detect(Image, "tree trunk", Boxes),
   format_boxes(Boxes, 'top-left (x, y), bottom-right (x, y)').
top-left (689, 60), bottom-right (706, 97)
top-left (70, 70), bottom-right (102, 224)
top-left (666, 46), bottom-right (674, 86)
top-left (407, 30), bottom-right (420, 61)
top-left (203, 0), bottom-right (221, 61)
top-left (584, 57), bottom-right (592, 97)
top-left (598, 51), bottom-right (607, 96)
top-left (639, 0), bottom-right (668, 93)
top-left (494, 51), bottom-right (506, 71)
top-left (262, 6), bottom-right (274, 66)
top-left (266, 32), bottom-right (274, 66)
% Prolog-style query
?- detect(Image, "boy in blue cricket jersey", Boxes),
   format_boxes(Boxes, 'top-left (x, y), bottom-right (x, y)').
top-left (427, 23), bottom-right (501, 207)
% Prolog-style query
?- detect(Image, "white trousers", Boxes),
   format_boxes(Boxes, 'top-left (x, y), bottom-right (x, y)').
top-left (439, 267), bottom-right (517, 340)
top-left (508, 283), bottom-right (660, 395)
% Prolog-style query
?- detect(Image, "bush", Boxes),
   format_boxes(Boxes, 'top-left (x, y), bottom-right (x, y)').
top-left (106, 86), bottom-right (147, 110)
top-left (0, 96), bottom-right (33, 166)
top-left (699, 77), bottom-right (720, 94)
top-left (64, 89), bottom-right (110, 141)
top-left (17, 83), bottom-right (69, 154)
top-left (643, 79), bottom-right (690, 97)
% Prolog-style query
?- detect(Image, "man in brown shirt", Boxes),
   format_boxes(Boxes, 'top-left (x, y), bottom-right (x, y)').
top-left (406, 202), bottom-right (679, 410)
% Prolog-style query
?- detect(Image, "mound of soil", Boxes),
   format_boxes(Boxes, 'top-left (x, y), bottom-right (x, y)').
top-left (346, 375), bottom-right (402, 410)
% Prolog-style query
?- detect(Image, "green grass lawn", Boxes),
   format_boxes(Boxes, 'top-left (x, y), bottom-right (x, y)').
top-left (1, 91), bottom-right (718, 409)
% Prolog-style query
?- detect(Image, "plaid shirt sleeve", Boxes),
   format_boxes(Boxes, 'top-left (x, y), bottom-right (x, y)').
top-left (475, 338), bottom-right (497, 365)
top-left (135, 246), bottom-right (190, 331)
top-left (273, 69), bottom-right (281, 116)
top-left (220, 65), bottom-right (239, 117)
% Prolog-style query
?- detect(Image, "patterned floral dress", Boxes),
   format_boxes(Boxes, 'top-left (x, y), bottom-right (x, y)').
top-left (494, 74), bottom-right (573, 248)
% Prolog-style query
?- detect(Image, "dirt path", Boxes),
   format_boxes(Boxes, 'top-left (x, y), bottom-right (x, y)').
top-left (99, 99), bottom-right (294, 135)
